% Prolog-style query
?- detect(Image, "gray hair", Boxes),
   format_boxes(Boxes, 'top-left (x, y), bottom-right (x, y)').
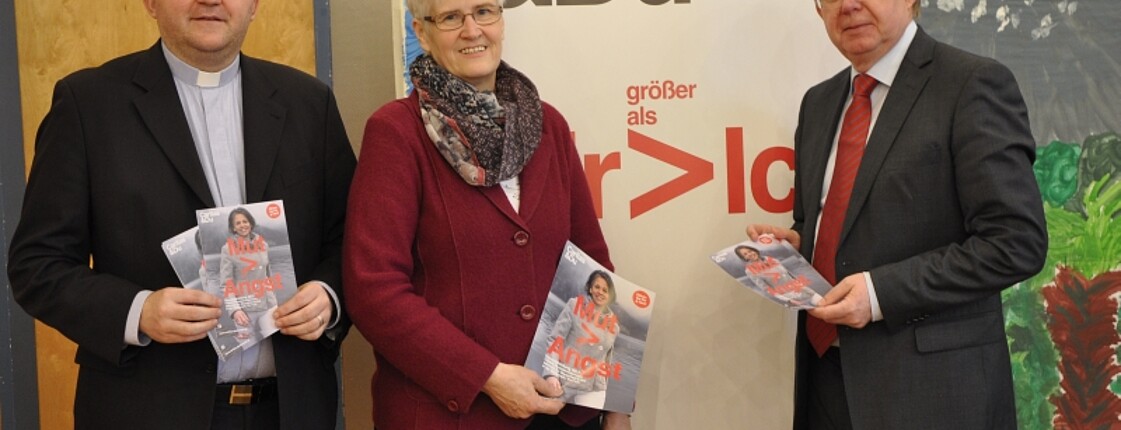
top-left (407, 0), bottom-right (505, 19)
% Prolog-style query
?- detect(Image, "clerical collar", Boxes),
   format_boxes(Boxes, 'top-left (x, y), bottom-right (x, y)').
top-left (161, 43), bottom-right (241, 88)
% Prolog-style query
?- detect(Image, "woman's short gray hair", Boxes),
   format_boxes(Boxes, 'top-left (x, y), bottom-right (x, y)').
top-left (407, 0), bottom-right (506, 19)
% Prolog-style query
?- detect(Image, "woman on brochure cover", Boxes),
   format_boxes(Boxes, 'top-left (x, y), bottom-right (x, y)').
top-left (542, 270), bottom-right (619, 408)
top-left (736, 245), bottom-right (822, 307)
top-left (220, 207), bottom-right (278, 340)
top-left (342, 0), bottom-right (628, 428)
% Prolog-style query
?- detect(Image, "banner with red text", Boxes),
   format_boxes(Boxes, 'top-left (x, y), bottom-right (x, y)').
top-left (495, 3), bottom-right (842, 428)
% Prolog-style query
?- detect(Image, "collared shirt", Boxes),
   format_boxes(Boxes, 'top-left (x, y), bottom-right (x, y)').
top-left (165, 47), bottom-right (247, 208)
top-left (163, 44), bottom-right (275, 382)
top-left (816, 21), bottom-right (918, 325)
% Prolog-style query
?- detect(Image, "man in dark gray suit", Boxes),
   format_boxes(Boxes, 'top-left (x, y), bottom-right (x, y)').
top-left (7, 0), bottom-right (355, 428)
top-left (748, 0), bottom-right (1047, 429)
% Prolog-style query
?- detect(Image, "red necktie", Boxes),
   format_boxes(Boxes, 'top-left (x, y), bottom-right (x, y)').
top-left (807, 74), bottom-right (878, 357)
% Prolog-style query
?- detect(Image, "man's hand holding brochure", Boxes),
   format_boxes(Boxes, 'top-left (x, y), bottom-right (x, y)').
top-left (162, 200), bottom-right (298, 360)
top-left (711, 234), bottom-right (831, 309)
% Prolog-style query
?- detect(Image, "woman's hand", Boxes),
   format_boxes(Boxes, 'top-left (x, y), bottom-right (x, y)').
top-left (232, 309), bottom-right (250, 326)
top-left (232, 309), bottom-right (251, 339)
top-left (603, 411), bottom-right (632, 430)
top-left (482, 363), bottom-right (564, 419)
top-left (544, 375), bottom-right (562, 395)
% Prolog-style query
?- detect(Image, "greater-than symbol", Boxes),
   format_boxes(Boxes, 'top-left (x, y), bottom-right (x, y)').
top-left (628, 129), bottom-right (714, 218)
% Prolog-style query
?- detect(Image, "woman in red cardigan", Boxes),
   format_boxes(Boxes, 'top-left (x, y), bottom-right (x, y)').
top-left (342, 0), bottom-right (629, 429)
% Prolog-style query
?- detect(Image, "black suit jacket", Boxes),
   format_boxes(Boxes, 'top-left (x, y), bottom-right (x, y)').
top-left (8, 43), bottom-right (356, 429)
top-left (791, 27), bottom-right (1047, 429)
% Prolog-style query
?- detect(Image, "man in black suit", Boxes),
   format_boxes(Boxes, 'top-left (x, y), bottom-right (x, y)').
top-left (749, 0), bottom-right (1047, 428)
top-left (7, 0), bottom-right (355, 428)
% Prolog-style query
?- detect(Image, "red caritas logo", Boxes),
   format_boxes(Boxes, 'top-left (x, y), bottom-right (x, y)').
top-left (632, 291), bottom-right (651, 309)
top-left (266, 203), bottom-right (282, 219)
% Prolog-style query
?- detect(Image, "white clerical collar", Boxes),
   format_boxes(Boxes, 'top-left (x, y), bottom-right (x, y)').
top-left (161, 42), bottom-right (241, 88)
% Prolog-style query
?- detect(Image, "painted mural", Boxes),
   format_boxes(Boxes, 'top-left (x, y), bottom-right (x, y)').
top-left (922, 1), bottom-right (1121, 428)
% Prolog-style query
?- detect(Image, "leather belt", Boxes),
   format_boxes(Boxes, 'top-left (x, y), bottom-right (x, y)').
top-left (216, 377), bottom-right (277, 405)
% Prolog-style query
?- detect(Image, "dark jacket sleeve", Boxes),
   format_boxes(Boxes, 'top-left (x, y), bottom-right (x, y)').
top-left (8, 78), bottom-right (144, 366)
top-left (312, 89), bottom-right (356, 347)
top-left (869, 60), bottom-right (1047, 327)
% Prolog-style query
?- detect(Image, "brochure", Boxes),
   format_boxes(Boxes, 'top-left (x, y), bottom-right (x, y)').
top-left (193, 200), bottom-right (298, 360)
top-left (525, 241), bottom-right (655, 413)
top-left (711, 234), bottom-right (831, 309)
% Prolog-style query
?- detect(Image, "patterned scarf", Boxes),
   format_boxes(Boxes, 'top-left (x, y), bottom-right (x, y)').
top-left (410, 54), bottom-right (543, 187)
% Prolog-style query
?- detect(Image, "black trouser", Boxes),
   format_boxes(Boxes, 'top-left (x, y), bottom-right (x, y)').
top-left (527, 413), bottom-right (602, 430)
top-left (806, 347), bottom-right (853, 430)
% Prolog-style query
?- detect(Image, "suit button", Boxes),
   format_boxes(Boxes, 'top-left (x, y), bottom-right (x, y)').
top-left (205, 363), bottom-right (216, 373)
top-left (840, 261), bottom-right (850, 267)
top-left (519, 305), bottom-right (537, 321)
top-left (447, 400), bottom-right (459, 412)
top-left (513, 231), bottom-right (530, 246)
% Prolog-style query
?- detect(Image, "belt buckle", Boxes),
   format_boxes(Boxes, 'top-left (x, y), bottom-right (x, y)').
top-left (229, 384), bottom-right (254, 405)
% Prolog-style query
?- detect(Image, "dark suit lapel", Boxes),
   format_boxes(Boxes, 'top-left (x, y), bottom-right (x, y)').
top-left (133, 43), bottom-right (215, 207)
top-left (841, 27), bottom-right (935, 245)
top-left (240, 56), bottom-right (287, 203)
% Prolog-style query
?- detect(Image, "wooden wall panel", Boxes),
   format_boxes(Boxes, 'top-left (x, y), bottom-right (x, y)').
top-left (243, 1), bottom-right (317, 77)
top-left (14, 2), bottom-right (315, 429)
top-left (15, 0), bottom-right (157, 174)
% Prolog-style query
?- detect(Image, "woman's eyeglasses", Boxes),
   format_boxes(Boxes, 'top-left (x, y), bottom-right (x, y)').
top-left (423, 6), bottom-right (504, 31)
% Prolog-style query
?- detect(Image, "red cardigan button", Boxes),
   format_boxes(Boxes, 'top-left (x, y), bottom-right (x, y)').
top-left (513, 231), bottom-right (530, 246)
top-left (519, 305), bottom-right (537, 320)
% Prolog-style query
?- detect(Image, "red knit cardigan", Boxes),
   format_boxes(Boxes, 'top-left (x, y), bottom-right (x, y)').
top-left (344, 92), bottom-right (611, 429)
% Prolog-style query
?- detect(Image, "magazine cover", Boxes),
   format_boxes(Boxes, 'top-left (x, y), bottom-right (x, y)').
top-left (710, 234), bottom-right (831, 309)
top-left (162, 226), bottom-right (204, 291)
top-left (196, 200), bottom-right (297, 360)
top-left (162, 226), bottom-right (238, 358)
top-left (525, 241), bottom-right (655, 413)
